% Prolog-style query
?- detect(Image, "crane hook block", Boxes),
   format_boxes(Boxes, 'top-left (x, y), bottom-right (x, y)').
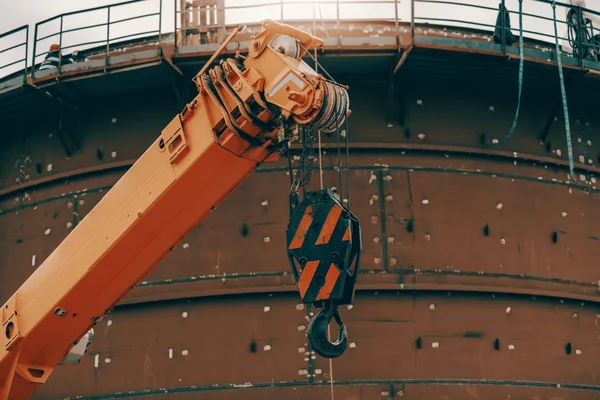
top-left (286, 188), bottom-right (362, 306)
top-left (286, 188), bottom-right (362, 358)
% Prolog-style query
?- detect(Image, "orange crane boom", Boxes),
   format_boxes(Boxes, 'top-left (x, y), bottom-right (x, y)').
top-left (0, 20), bottom-right (351, 399)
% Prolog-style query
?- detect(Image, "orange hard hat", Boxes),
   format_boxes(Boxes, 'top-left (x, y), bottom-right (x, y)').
top-left (50, 44), bottom-right (60, 51)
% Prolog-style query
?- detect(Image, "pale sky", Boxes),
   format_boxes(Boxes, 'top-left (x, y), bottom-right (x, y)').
top-left (1, 0), bottom-right (598, 78)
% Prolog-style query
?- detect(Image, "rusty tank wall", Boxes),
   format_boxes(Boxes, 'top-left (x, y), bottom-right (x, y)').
top-left (2, 45), bottom-right (600, 399)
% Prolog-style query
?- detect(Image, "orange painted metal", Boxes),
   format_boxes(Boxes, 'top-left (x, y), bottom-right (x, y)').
top-left (315, 206), bottom-right (342, 246)
top-left (288, 206), bottom-right (314, 250)
top-left (315, 263), bottom-right (340, 301)
top-left (0, 20), bottom-right (343, 400)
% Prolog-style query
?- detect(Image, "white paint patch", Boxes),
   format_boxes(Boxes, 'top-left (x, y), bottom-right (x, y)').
top-left (432, 342), bottom-right (439, 348)
top-left (182, 312), bottom-right (188, 318)
top-left (576, 349), bottom-right (582, 355)
top-left (422, 199), bottom-right (429, 205)
top-left (66, 222), bottom-right (73, 228)
top-left (182, 243), bottom-right (189, 249)
top-left (489, 106), bottom-right (495, 111)
top-left (298, 369), bottom-right (308, 375)
top-left (556, 149), bottom-right (562, 156)
top-left (46, 164), bottom-right (53, 172)
top-left (267, 72), bottom-right (305, 98)
top-left (506, 307), bottom-right (512, 314)
top-left (417, 99), bottom-right (423, 105)
top-left (347, 304), bottom-right (353, 310)
top-left (263, 236), bottom-right (270, 243)
top-left (264, 306), bottom-right (270, 312)
top-left (111, 117), bottom-right (117, 123)
top-left (111, 151), bottom-right (117, 158)
top-left (295, 304), bottom-right (304, 310)
top-left (418, 133), bottom-right (426, 140)
top-left (508, 344), bottom-right (515, 350)
top-left (182, 350), bottom-right (189, 356)
top-left (261, 200), bottom-right (269, 206)
top-left (429, 304), bottom-right (436, 310)
top-left (31, 255), bottom-right (36, 267)
top-left (45, 228), bottom-right (52, 235)
top-left (94, 354), bottom-right (99, 368)
top-left (297, 325), bottom-right (305, 331)
top-left (315, 369), bottom-right (323, 375)
top-left (298, 347), bottom-right (305, 353)
top-left (562, 212), bottom-right (568, 217)
top-left (349, 342), bottom-right (356, 348)
top-left (496, 203), bottom-right (503, 210)
top-left (500, 238), bottom-right (506, 245)
top-left (104, 357), bottom-right (112, 363)
top-left (107, 320), bottom-right (112, 327)
top-left (169, 348), bottom-right (173, 359)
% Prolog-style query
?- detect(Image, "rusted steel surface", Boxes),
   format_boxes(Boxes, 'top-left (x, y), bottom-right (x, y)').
top-left (28, 292), bottom-right (600, 399)
top-left (1, 36), bottom-right (600, 399)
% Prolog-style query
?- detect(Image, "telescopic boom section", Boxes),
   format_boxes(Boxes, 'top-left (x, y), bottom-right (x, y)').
top-left (0, 20), bottom-right (349, 400)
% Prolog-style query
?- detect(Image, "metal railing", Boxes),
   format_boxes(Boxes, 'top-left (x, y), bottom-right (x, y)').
top-left (413, 0), bottom-right (600, 67)
top-left (1, 0), bottom-right (600, 83)
top-left (0, 25), bottom-right (28, 83)
top-left (173, 0), bottom-right (402, 49)
top-left (31, 0), bottom-right (162, 78)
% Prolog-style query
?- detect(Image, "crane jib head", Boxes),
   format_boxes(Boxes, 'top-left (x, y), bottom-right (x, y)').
top-left (191, 19), bottom-right (349, 163)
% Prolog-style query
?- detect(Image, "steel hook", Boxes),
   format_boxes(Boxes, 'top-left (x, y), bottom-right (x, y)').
top-left (307, 300), bottom-right (348, 359)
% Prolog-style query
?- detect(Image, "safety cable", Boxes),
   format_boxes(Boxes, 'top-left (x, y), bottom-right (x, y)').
top-left (490, 0), bottom-right (524, 146)
top-left (552, 0), bottom-right (575, 177)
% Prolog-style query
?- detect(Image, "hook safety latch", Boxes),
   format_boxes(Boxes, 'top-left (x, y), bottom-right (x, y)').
top-left (307, 300), bottom-right (347, 359)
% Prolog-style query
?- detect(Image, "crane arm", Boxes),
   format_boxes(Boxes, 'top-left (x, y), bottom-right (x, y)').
top-left (0, 20), bottom-right (349, 400)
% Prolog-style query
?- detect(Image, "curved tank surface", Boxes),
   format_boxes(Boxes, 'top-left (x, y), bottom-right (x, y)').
top-left (1, 0), bottom-right (600, 398)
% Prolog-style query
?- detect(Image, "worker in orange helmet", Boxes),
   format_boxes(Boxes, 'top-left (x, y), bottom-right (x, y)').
top-left (39, 43), bottom-right (76, 71)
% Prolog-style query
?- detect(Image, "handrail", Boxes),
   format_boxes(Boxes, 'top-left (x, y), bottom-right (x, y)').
top-left (31, 0), bottom-right (162, 79)
top-left (412, 0), bottom-right (599, 66)
top-left (0, 25), bottom-right (28, 83)
top-left (1, 0), bottom-right (600, 83)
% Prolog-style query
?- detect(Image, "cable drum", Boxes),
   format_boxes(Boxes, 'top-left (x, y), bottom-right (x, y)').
top-left (311, 81), bottom-right (349, 133)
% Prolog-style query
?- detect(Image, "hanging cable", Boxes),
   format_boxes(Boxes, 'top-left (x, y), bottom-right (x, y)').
top-left (552, 0), bottom-right (575, 177)
top-left (488, 0), bottom-right (523, 146)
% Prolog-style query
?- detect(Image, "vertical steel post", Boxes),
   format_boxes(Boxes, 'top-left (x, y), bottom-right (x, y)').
top-left (577, 7), bottom-right (584, 67)
top-left (58, 16), bottom-right (64, 71)
top-left (106, 6), bottom-right (111, 67)
top-left (158, 0), bottom-right (163, 40)
top-left (394, 0), bottom-right (399, 47)
top-left (501, 0), bottom-right (506, 55)
top-left (24, 25), bottom-right (29, 82)
top-left (280, 0), bottom-right (284, 21)
top-left (174, 0), bottom-right (178, 54)
top-left (31, 24), bottom-right (38, 78)
top-left (411, 0), bottom-right (415, 41)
